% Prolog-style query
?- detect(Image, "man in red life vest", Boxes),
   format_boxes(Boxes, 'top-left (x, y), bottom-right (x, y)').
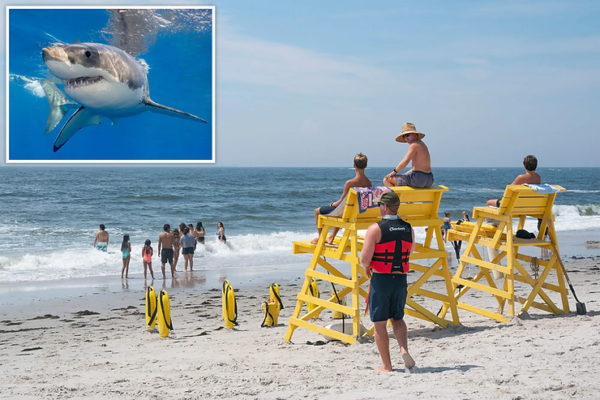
top-left (360, 190), bottom-right (416, 373)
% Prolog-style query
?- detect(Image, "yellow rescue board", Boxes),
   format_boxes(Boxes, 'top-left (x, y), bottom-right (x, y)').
top-left (157, 290), bottom-right (173, 338)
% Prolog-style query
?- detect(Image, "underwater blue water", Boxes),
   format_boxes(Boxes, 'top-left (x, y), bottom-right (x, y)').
top-left (8, 8), bottom-right (213, 161)
top-left (0, 166), bottom-right (598, 283)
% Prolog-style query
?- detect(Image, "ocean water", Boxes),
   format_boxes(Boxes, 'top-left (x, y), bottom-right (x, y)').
top-left (0, 167), bottom-right (598, 283)
top-left (8, 8), bottom-right (213, 161)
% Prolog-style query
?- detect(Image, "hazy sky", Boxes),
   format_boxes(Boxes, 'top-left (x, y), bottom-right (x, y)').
top-left (2, 1), bottom-right (599, 167)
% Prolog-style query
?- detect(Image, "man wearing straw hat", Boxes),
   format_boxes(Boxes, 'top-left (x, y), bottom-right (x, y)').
top-left (361, 190), bottom-right (416, 372)
top-left (383, 122), bottom-right (434, 188)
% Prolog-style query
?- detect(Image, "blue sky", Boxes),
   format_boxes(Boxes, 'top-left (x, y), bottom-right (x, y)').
top-left (1, 1), bottom-right (599, 167)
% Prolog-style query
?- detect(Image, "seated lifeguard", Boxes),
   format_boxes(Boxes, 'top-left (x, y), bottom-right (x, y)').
top-left (311, 153), bottom-right (372, 245)
top-left (486, 155), bottom-right (541, 207)
top-left (383, 122), bottom-right (434, 188)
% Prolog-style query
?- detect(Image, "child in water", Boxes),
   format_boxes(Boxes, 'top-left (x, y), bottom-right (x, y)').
top-left (142, 239), bottom-right (155, 280)
top-left (121, 234), bottom-right (131, 279)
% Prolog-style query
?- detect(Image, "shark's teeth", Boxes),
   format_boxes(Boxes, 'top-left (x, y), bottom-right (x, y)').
top-left (65, 76), bottom-right (103, 89)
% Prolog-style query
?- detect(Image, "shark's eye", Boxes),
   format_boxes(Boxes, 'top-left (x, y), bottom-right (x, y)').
top-left (69, 58), bottom-right (75, 63)
top-left (85, 51), bottom-right (91, 58)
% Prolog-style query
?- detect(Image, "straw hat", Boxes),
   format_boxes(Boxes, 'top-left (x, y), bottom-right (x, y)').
top-left (396, 122), bottom-right (425, 143)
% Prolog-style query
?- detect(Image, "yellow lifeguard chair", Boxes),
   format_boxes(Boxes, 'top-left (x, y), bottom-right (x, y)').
top-left (440, 185), bottom-right (569, 322)
top-left (284, 185), bottom-right (459, 344)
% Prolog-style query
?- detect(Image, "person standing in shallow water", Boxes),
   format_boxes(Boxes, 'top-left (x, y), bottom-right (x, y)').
top-left (172, 228), bottom-right (181, 269)
top-left (121, 234), bottom-right (131, 278)
top-left (94, 224), bottom-right (109, 252)
top-left (217, 222), bottom-right (226, 243)
top-left (158, 224), bottom-right (175, 279)
top-left (181, 227), bottom-right (196, 271)
top-left (196, 222), bottom-right (206, 245)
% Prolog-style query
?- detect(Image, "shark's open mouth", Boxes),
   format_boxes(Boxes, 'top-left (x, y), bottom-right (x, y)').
top-left (64, 76), bottom-right (104, 89)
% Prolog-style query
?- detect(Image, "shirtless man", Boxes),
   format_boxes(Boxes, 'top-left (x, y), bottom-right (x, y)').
top-left (486, 155), bottom-right (541, 207)
top-left (383, 123), bottom-right (434, 188)
top-left (93, 224), bottom-right (109, 252)
top-left (311, 153), bottom-right (372, 245)
top-left (158, 224), bottom-right (176, 279)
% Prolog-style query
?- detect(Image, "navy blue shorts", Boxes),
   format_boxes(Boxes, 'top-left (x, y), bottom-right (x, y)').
top-left (319, 205), bottom-right (336, 215)
top-left (369, 273), bottom-right (408, 322)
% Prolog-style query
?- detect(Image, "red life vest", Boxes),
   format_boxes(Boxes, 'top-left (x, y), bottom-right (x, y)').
top-left (370, 218), bottom-right (412, 274)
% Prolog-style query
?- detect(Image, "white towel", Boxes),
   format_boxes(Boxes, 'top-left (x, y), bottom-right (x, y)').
top-left (524, 183), bottom-right (560, 194)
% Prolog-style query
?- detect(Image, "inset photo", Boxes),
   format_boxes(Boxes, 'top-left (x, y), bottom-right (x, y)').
top-left (6, 6), bottom-right (215, 163)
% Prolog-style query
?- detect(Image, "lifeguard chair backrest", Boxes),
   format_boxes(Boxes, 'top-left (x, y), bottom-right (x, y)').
top-left (497, 185), bottom-right (565, 219)
top-left (340, 185), bottom-right (449, 222)
top-left (392, 185), bottom-right (448, 222)
top-left (340, 189), bottom-right (381, 221)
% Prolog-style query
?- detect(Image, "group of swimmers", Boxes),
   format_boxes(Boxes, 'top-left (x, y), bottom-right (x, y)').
top-left (93, 221), bottom-right (228, 280)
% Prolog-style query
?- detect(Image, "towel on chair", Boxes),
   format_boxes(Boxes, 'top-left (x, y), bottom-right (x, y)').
top-left (355, 186), bottom-right (391, 213)
top-left (524, 184), bottom-right (560, 194)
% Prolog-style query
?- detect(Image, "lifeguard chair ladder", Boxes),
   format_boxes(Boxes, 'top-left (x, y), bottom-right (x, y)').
top-left (440, 185), bottom-right (569, 322)
top-left (284, 185), bottom-right (460, 344)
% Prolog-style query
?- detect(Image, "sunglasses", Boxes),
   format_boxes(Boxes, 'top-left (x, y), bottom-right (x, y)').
top-left (402, 133), bottom-right (412, 139)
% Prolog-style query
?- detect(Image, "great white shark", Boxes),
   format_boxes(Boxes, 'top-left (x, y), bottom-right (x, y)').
top-left (41, 42), bottom-right (207, 152)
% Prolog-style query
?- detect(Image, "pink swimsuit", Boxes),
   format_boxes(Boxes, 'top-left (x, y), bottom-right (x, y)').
top-left (143, 247), bottom-right (152, 263)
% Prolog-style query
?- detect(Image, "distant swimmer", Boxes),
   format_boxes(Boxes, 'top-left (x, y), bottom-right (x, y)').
top-left (311, 153), bottom-right (372, 245)
top-left (217, 222), bottom-right (226, 243)
top-left (487, 155), bottom-right (541, 207)
top-left (121, 234), bottom-right (131, 279)
top-left (384, 123), bottom-right (434, 188)
top-left (94, 224), bottom-right (109, 252)
top-left (196, 221), bottom-right (206, 245)
top-left (158, 224), bottom-right (175, 279)
top-left (142, 239), bottom-right (155, 280)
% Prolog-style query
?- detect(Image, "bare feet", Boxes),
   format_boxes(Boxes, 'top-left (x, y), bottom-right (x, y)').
top-left (402, 352), bottom-right (415, 370)
top-left (325, 236), bottom-right (335, 245)
top-left (373, 365), bottom-right (393, 373)
top-left (310, 238), bottom-right (319, 245)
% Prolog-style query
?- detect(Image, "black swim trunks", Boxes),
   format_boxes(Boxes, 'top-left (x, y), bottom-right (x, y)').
top-left (319, 205), bottom-right (336, 215)
top-left (369, 273), bottom-right (408, 322)
top-left (161, 248), bottom-right (174, 264)
top-left (197, 236), bottom-right (205, 244)
top-left (182, 247), bottom-right (194, 255)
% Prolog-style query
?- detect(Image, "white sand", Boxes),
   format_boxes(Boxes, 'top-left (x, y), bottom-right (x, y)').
top-left (1, 258), bottom-right (599, 399)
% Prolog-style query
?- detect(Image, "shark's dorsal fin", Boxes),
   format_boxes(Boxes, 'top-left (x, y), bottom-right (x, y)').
top-left (73, 38), bottom-right (81, 44)
top-left (143, 99), bottom-right (208, 123)
top-left (40, 80), bottom-right (79, 135)
top-left (53, 106), bottom-right (103, 152)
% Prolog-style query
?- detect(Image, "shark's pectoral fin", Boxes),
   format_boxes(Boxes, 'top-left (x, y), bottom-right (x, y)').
top-left (40, 79), bottom-right (79, 135)
top-left (144, 99), bottom-right (208, 123)
top-left (53, 106), bottom-right (103, 152)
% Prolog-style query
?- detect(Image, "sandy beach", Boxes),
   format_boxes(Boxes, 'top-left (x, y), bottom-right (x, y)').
top-left (1, 255), bottom-right (599, 400)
